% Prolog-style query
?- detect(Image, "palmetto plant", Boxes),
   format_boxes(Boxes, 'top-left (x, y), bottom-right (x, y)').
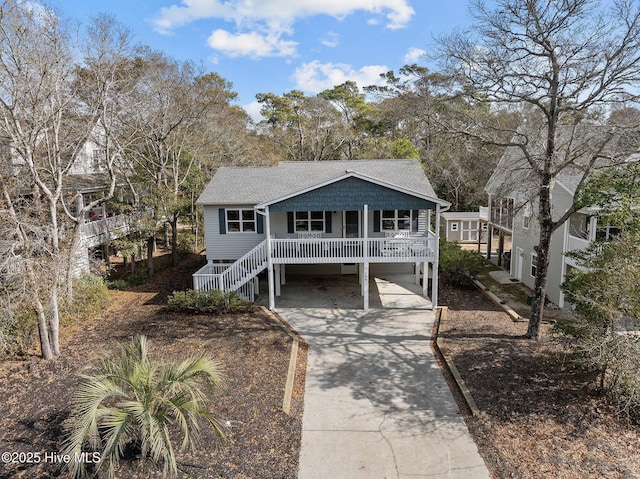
top-left (63, 335), bottom-right (226, 478)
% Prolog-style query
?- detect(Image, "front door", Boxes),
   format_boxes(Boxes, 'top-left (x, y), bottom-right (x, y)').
top-left (514, 247), bottom-right (523, 281)
top-left (342, 211), bottom-right (360, 274)
top-left (461, 220), bottom-right (479, 242)
top-left (344, 210), bottom-right (360, 238)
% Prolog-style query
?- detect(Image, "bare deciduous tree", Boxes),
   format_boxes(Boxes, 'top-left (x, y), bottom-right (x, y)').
top-left (0, 0), bottom-right (80, 358)
top-left (440, 0), bottom-right (640, 339)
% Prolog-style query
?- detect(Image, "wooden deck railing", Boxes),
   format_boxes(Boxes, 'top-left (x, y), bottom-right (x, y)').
top-left (193, 240), bottom-right (268, 300)
top-left (81, 215), bottom-right (132, 247)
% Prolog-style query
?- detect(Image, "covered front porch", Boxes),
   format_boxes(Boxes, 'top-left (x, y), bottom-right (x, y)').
top-left (192, 233), bottom-right (438, 310)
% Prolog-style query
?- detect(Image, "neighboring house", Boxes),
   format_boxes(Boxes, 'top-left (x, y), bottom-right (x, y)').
top-left (64, 121), bottom-right (133, 275)
top-left (1, 121), bottom-right (132, 277)
top-left (193, 159), bottom-right (450, 310)
top-left (440, 211), bottom-right (488, 245)
top-left (483, 127), bottom-right (636, 308)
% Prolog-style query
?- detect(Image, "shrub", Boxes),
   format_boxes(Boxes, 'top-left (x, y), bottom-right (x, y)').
top-left (63, 335), bottom-right (226, 478)
top-left (125, 269), bottom-right (148, 286)
top-left (438, 239), bottom-right (486, 287)
top-left (106, 279), bottom-right (128, 290)
top-left (167, 289), bottom-right (249, 314)
top-left (0, 307), bottom-right (38, 358)
top-left (61, 274), bottom-right (110, 325)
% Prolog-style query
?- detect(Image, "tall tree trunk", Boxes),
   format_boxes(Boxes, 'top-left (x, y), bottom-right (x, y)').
top-left (527, 179), bottom-right (554, 340)
top-left (35, 297), bottom-right (53, 360)
top-left (28, 263), bottom-right (54, 360)
top-left (147, 236), bottom-right (155, 277)
top-left (171, 213), bottom-right (179, 266)
top-left (50, 282), bottom-right (60, 356)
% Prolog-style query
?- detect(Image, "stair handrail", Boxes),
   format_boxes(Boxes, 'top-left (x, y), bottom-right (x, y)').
top-left (219, 239), bottom-right (268, 292)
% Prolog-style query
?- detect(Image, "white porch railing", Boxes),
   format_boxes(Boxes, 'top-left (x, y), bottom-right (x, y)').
top-left (567, 234), bottom-right (590, 254)
top-left (270, 235), bottom-right (436, 264)
top-left (193, 240), bottom-right (268, 300)
top-left (193, 235), bottom-right (437, 300)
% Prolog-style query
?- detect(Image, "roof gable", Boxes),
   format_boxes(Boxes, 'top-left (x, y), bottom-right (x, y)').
top-left (485, 125), bottom-right (634, 199)
top-left (261, 175), bottom-right (442, 211)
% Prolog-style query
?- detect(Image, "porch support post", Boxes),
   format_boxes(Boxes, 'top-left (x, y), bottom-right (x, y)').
top-left (423, 262), bottom-right (429, 296)
top-left (264, 206), bottom-right (275, 310)
top-left (363, 204), bottom-right (369, 311)
top-left (487, 226), bottom-right (493, 260)
top-left (275, 264), bottom-right (281, 296)
top-left (363, 262), bottom-right (369, 310)
top-left (432, 204), bottom-right (441, 309)
top-left (415, 262), bottom-right (420, 285)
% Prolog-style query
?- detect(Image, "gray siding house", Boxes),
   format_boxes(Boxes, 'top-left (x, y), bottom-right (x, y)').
top-left (483, 128), bottom-right (632, 308)
top-left (193, 159), bottom-right (450, 310)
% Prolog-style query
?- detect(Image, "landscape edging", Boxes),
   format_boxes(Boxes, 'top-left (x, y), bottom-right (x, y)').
top-left (433, 306), bottom-right (481, 416)
top-left (473, 279), bottom-right (526, 322)
top-left (260, 306), bottom-right (303, 415)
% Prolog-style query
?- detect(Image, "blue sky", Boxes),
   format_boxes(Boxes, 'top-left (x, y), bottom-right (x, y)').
top-left (48, 0), bottom-right (474, 119)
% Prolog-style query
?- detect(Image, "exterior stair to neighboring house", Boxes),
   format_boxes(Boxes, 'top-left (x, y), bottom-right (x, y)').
top-left (193, 240), bottom-right (268, 301)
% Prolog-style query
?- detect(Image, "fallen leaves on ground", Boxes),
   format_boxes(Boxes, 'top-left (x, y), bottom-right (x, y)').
top-left (439, 283), bottom-right (640, 479)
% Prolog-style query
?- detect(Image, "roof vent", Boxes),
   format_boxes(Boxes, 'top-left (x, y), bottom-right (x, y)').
top-left (345, 169), bottom-right (354, 173)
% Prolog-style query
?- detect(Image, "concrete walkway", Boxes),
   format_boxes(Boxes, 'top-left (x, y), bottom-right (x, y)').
top-left (276, 277), bottom-right (490, 479)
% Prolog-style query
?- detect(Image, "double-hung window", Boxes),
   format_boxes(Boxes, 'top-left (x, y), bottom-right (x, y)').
top-left (295, 211), bottom-right (325, 232)
top-left (226, 209), bottom-right (256, 233)
top-left (530, 253), bottom-right (538, 278)
top-left (381, 210), bottom-right (412, 231)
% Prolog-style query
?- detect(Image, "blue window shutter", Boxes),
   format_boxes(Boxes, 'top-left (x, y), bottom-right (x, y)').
top-left (412, 210), bottom-right (419, 231)
top-left (373, 210), bottom-right (380, 232)
top-left (219, 208), bottom-right (226, 234)
top-left (287, 212), bottom-right (294, 234)
top-left (325, 211), bottom-right (332, 233)
top-left (257, 213), bottom-right (264, 234)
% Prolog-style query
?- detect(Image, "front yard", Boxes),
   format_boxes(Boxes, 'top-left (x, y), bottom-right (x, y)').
top-left (2, 252), bottom-right (639, 478)
top-left (0, 254), bottom-right (305, 478)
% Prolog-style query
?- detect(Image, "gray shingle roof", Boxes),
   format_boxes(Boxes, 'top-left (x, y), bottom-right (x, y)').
top-left (197, 160), bottom-right (441, 206)
top-left (441, 211), bottom-right (481, 221)
top-left (485, 125), bottom-right (635, 198)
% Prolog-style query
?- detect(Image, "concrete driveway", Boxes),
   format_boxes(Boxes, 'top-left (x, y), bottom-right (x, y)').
top-left (276, 277), bottom-right (490, 479)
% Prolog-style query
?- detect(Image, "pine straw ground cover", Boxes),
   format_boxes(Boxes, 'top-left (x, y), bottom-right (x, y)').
top-left (438, 283), bottom-right (640, 479)
top-left (0, 254), bottom-right (305, 478)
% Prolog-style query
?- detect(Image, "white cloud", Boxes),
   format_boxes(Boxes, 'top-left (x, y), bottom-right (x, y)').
top-left (292, 60), bottom-right (388, 93)
top-left (320, 31), bottom-right (339, 48)
top-left (403, 47), bottom-right (426, 64)
top-left (242, 101), bottom-right (264, 123)
top-left (208, 29), bottom-right (297, 58)
top-left (151, 1), bottom-right (415, 56)
top-left (153, 0), bottom-right (414, 31)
